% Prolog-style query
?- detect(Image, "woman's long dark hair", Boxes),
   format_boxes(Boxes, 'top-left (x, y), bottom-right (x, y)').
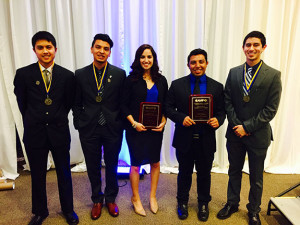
top-left (129, 44), bottom-right (162, 82)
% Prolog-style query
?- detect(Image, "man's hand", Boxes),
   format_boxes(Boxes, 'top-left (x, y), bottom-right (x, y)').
top-left (207, 117), bottom-right (219, 128)
top-left (183, 116), bottom-right (195, 127)
top-left (233, 125), bottom-right (249, 138)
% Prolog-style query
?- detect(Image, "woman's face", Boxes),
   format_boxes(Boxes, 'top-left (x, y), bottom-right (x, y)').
top-left (140, 49), bottom-right (153, 71)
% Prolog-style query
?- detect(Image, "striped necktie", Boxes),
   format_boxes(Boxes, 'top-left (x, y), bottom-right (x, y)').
top-left (243, 67), bottom-right (252, 95)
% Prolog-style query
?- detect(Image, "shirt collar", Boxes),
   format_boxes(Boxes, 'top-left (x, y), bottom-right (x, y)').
top-left (39, 62), bottom-right (54, 74)
top-left (190, 73), bottom-right (207, 83)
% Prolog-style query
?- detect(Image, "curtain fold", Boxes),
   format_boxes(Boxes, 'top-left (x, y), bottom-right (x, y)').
top-left (1, 0), bottom-right (299, 179)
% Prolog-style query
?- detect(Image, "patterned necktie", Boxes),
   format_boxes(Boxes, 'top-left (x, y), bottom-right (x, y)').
top-left (193, 77), bottom-right (200, 94)
top-left (97, 70), bottom-right (106, 125)
top-left (243, 67), bottom-right (252, 95)
top-left (43, 69), bottom-right (50, 88)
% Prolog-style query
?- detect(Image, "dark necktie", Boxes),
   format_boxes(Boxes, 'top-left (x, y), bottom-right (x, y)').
top-left (97, 70), bottom-right (106, 125)
top-left (193, 77), bottom-right (200, 94)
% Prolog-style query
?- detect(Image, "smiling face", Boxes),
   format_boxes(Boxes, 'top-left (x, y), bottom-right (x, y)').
top-left (91, 39), bottom-right (111, 66)
top-left (140, 49), bottom-right (154, 71)
top-left (243, 37), bottom-right (266, 66)
top-left (188, 54), bottom-right (208, 77)
top-left (33, 39), bottom-right (57, 68)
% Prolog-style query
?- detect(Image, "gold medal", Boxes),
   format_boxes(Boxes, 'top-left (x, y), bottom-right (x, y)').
top-left (243, 95), bottom-right (250, 102)
top-left (45, 97), bottom-right (52, 105)
top-left (96, 95), bottom-right (102, 102)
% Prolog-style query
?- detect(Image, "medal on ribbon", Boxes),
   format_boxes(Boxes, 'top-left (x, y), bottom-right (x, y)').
top-left (93, 62), bottom-right (107, 103)
top-left (243, 61), bottom-right (262, 102)
top-left (39, 62), bottom-right (54, 105)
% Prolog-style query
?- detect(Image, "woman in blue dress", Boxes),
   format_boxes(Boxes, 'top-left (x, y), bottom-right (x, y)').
top-left (121, 44), bottom-right (168, 216)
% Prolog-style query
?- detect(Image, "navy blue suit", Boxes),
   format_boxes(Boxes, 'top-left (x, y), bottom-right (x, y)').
top-left (73, 63), bottom-right (126, 203)
top-left (14, 62), bottom-right (75, 217)
top-left (165, 74), bottom-right (225, 205)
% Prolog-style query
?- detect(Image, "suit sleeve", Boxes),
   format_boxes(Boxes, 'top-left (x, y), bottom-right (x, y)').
top-left (213, 83), bottom-right (226, 128)
top-left (224, 69), bottom-right (243, 126)
top-left (120, 75), bottom-right (132, 118)
top-left (243, 71), bottom-right (282, 133)
top-left (160, 76), bottom-right (169, 115)
top-left (64, 71), bottom-right (75, 112)
top-left (72, 71), bottom-right (83, 130)
top-left (164, 81), bottom-right (187, 124)
top-left (13, 69), bottom-right (27, 117)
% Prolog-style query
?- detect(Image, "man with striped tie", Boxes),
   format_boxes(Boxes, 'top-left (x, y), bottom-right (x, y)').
top-left (73, 34), bottom-right (126, 221)
top-left (217, 31), bottom-right (282, 225)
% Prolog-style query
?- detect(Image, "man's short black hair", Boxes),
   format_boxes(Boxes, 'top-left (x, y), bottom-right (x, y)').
top-left (91, 33), bottom-right (114, 48)
top-left (243, 31), bottom-right (266, 47)
top-left (187, 48), bottom-right (208, 64)
top-left (32, 31), bottom-right (56, 48)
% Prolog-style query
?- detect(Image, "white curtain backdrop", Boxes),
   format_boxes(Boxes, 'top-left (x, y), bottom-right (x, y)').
top-left (1, 0), bottom-right (299, 179)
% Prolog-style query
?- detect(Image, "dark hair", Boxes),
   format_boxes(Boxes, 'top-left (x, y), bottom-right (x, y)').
top-left (130, 44), bottom-right (162, 82)
top-left (243, 31), bottom-right (266, 47)
top-left (91, 33), bottom-right (114, 48)
top-left (32, 31), bottom-right (56, 48)
top-left (187, 48), bottom-right (208, 64)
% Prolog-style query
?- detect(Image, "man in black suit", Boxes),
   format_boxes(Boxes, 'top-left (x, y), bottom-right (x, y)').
top-left (14, 31), bottom-right (78, 225)
top-left (165, 49), bottom-right (225, 222)
top-left (216, 31), bottom-right (282, 225)
top-left (73, 34), bottom-right (126, 220)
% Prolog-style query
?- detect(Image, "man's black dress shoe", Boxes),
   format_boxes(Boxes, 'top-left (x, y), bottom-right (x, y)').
top-left (63, 211), bottom-right (79, 225)
top-left (198, 204), bottom-right (209, 221)
top-left (217, 203), bottom-right (238, 219)
top-left (177, 204), bottom-right (188, 220)
top-left (248, 212), bottom-right (261, 225)
top-left (28, 215), bottom-right (47, 225)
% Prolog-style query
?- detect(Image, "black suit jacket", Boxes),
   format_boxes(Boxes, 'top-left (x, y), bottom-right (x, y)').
top-left (121, 75), bottom-right (168, 129)
top-left (73, 63), bottom-right (126, 137)
top-left (14, 62), bottom-right (75, 149)
top-left (225, 62), bottom-right (282, 148)
top-left (165, 74), bottom-right (225, 153)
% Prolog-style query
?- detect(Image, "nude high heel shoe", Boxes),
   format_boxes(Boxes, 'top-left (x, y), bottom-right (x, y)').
top-left (150, 197), bottom-right (158, 214)
top-left (131, 197), bottom-right (146, 216)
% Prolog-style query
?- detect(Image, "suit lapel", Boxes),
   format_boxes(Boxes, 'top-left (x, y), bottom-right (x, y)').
top-left (250, 62), bottom-right (268, 95)
top-left (33, 63), bottom-right (47, 94)
top-left (236, 65), bottom-right (245, 96)
top-left (102, 63), bottom-right (114, 99)
top-left (87, 63), bottom-right (98, 93)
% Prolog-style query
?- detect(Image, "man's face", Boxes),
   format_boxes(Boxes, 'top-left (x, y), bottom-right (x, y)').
top-left (188, 54), bottom-right (208, 77)
top-left (243, 37), bottom-right (266, 63)
top-left (91, 40), bottom-right (111, 64)
top-left (33, 40), bottom-right (57, 68)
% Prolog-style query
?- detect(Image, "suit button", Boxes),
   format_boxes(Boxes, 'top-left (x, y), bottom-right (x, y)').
top-left (46, 112), bottom-right (49, 115)
top-left (46, 123), bottom-right (48, 126)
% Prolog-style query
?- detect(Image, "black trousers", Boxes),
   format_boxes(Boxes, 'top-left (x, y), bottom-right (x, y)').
top-left (176, 136), bottom-right (214, 205)
top-left (226, 141), bottom-right (267, 214)
top-left (80, 125), bottom-right (122, 203)
top-left (26, 144), bottom-right (74, 217)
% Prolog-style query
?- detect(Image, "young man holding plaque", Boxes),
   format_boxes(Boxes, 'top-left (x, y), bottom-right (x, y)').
top-left (217, 31), bottom-right (282, 225)
top-left (13, 31), bottom-right (78, 225)
top-left (121, 44), bottom-right (168, 216)
top-left (73, 34), bottom-right (126, 220)
top-left (165, 48), bottom-right (225, 221)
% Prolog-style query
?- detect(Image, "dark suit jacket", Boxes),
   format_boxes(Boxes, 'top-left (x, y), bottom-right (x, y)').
top-left (224, 61), bottom-right (282, 148)
top-left (165, 74), bottom-right (225, 153)
top-left (121, 75), bottom-right (168, 129)
top-left (14, 62), bottom-right (74, 149)
top-left (73, 63), bottom-right (126, 138)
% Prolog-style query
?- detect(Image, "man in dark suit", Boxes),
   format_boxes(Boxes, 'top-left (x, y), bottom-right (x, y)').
top-left (14, 31), bottom-right (78, 225)
top-left (165, 49), bottom-right (225, 222)
top-left (217, 31), bottom-right (282, 225)
top-left (73, 34), bottom-right (126, 220)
